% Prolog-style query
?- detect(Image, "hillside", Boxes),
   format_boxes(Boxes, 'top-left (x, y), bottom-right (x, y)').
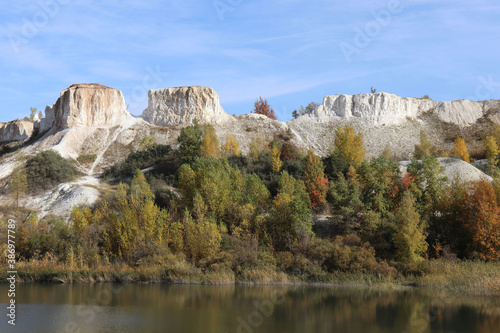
top-left (0, 83), bottom-right (498, 219)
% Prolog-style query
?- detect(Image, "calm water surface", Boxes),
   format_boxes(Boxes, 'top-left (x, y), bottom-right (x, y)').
top-left (1, 283), bottom-right (500, 333)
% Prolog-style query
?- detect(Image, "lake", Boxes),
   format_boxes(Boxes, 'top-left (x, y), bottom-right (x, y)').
top-left (1, 283), bottom-right (500, 332)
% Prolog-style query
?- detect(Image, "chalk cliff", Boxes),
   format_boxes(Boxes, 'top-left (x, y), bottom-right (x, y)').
top-left (142, 86), bottom-right (234, 126)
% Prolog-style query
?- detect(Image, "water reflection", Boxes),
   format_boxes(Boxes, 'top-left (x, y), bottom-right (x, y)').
top-left (0, 284), bottom-right (499, 332)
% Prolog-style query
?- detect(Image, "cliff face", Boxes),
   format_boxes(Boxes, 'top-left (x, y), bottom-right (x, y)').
top-left (142, 86), bottom-right (234, 126)
top-left (41, 83), bottom-right (132, 131)
top-left (314, 92), bottom-right (492, 127)
top-left (0, 119), bottom-right (34, 142)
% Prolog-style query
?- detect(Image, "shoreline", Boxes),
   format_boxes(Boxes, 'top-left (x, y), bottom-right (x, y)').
top-left (2, 261), bottom-right (499, 297)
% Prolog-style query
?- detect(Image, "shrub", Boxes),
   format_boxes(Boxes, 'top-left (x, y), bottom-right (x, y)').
top-left (25, 150), bottom-right (77, 192)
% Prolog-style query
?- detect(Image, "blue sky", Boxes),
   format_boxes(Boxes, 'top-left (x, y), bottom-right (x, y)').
top-left (1, 0), bottom-right (499, 123)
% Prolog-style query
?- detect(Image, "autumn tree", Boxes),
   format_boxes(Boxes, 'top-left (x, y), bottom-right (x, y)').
top-left (394, 191), bottom-right (428, 265)
top-left (97, 170), bottom-right (169, 260)
top-left (253, 97), bottom-right (277, 120)
top-left (333, 125), bottom-right (365, 170)
top-left (462, 180), bottom-right (500, 261)
top-left (271, 171), bottom-right (312, 250)
top-left (303, 150), bottom-right (329, 208)
top-left (221, 133), bottom-right (240, 157)
top-left (248, 132), bottom-right (269, 163)
top-left (271, 144), bottom-right (282, 173)
top-left (414, 130), bottom-right (435, 159)
top-left (200, 124), bottom-right (220, 158)
top-left (453, 136), bottom-right (470, 163)
top-left (178, 119), bottom-right (203, 165)
top-left (485, 135), bottom-right (499, 173)
top-left (292, 102), bottom-right (320, 118)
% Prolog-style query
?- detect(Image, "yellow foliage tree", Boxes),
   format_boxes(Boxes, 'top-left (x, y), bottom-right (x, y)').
top-left (485, 136), bottom-right (499, 173)
top-left (334, 125), bottom-right (365, 169)
top-left (271, 144), bottom-right (282, 173)
top-left (414, 130), bottom-right (435, 159)
top-left (200, 124), bottom-right (220, 158)
top-left (453, 136), bottom-right (470, 163)
top-left (249, 132), bottom-right (269, 163)
top-left (183, 211), bottom-right (222, 261)
top-left (222, 133), bottom-right (240, 157)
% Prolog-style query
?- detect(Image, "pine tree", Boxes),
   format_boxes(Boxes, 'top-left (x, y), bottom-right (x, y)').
top-left (303, 150), bottom-right (329, 208)
top-left (200, 124), bottom-right (220, 158)
top-left (178, 119), bottom-right (203, 165)
top-left (453, 136), bottom-right (470, 163)
top-left (394, 191), bottom-right (428, 265)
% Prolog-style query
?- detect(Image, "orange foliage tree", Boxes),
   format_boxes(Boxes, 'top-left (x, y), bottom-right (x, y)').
top-left (453, 136), bottom-right (470, 163)
top-left (462, 180), bottom-right (500, 260)
top-left (303, 150), bottom-right (329, 208)
top-left (253, 97), bottom-right (277, 120)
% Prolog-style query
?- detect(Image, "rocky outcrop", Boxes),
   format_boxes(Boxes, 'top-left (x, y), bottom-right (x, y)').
top-left (142, 86), bottom-right (234, 126)
top-left (399, 158), bottom-right (492, 183)
top-left (314, 92), bottom-right (495, 127)
top-left (0, 119), bottom-right (34, 142)
top-left (41, 83), bottom-right (132, 131)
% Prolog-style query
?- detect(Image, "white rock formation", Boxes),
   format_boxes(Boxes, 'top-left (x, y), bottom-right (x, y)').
top-left (399, 158), bottom-right (492, 183)
top-left (42, 83), bottom-right (133, 130)
top-left (0, 119), bottom-right (34, 142)
top-left (142, 86), bottom-right (234, 126)
top-left (314, 92), bottom-right (492, 127)
top-left (25, 176), bottom-right (101, 220)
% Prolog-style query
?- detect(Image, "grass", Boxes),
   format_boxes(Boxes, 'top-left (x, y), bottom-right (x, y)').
top-left (3, 257), bottom-right (498, 296)
top-left (415, 260), bottom-right (500, 295)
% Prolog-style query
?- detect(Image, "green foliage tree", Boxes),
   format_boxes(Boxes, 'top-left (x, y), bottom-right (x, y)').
top-left (358, 155), bottom-right (401, 216)
top-left (327, 173), bottom-right (363, 233)
top-left (394, 191), bottom-right (428, 265)
top-left (178, 119), bottom-right (203, 165)
top-left (29, 107), bottom-right (38, 121)
top-left (271, 171), bottom-right (312, 250)
top-left (25, 150), bottom-right (77, 192)
top-left (9, 168), bottom-right (28, 208)
top-left (253, 97), bottom-right (277, 120)
top-left (178, 158), bottom-right (242, 220)
top-left (407, 156), bottom-right (446, 218)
